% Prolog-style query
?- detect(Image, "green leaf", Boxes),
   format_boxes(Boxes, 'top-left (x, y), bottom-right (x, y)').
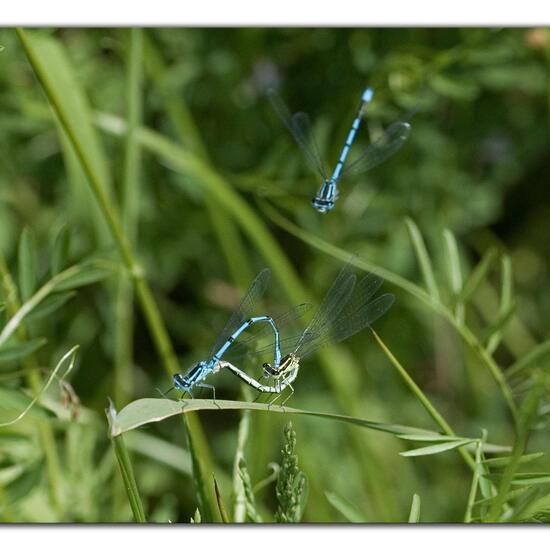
top-left (430, 73), bottom-right (479, 100)
top-left (408, 493), bottom-right (421, 523)
top-left (185, 415), bottom-right (216, 523)
top-left (396, 434), bottom-right (464, 442)
top-left (109, 397), bottom-right (443, 439)
top-left (0, 386), bottom-right (53, 424)
top-left (124, 431), bottom-right (192, 475)
top-left (483, 452), bottom-right (544, 468)
top-left (486, 255), bottom-right (513, 355)
top-left (443, 228), bottom-right (464, 322)
top-left (26, 291), bottom-right (76, 320)
top-left (0, 338), bottom-right (47, 364)
top-left (458, 247), bottom-right (498, 302)
top-left (484, 473), bottom-right (550, 486)
top-left (53, 266), bottom-right (112, 291)
top-left (404, 217), bottom-right (440, 301)
top-left (4, 460), bottom-right (44, 504)
top-left (50, 224), bottom-right (72, 276)
top-left (325, 492), bottom-right (366, 523)
top-left (213, 475), bottom-right (230, 523)
top-left (507, 338), bottom-right (550, 378)
top-left (111, 433), bottom-right (146, 523)
top-left (400, 439), bottom-right (475, 457)
top-left (17, 227), bottom-right (37, 302)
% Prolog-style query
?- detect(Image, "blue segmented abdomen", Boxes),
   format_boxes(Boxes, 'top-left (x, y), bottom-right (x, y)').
top-left (330, 87), bottom-right (374, 183)
top-left (212, 315), bottom-right (282, 367)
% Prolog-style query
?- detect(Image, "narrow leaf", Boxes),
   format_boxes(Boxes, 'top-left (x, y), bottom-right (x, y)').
top-left (507, 338), bottom-right (550, 378)
top-left (443, 228), bottom-right (464, 323)
top-left (213, 475), bottom-right (230, 523)
top-left (18, 227), bottom-right (37, 302)
top-left (400, 439), bottom-right (475, 457)
top-left (408, 493), bottom-right (421, 523)
top-left (486, 255), bottom-right (513, 354)
top-left (50, 224), bottom-right (71, 276)
top-left (0, 338), bottom-right (47, 364)
top-left (483, 452), bottom-right (544, 468)
top-left (458, 247), bottom-right (498, 302)
top-left (397, 434), bottom-right (463, 442)
top-left (405, 217), bottom-right (440, 301)
top-left (53, 266), bottom-right (111, 291)
top-left (26, 291), bottom-right (76, 320)
top-left (326, 492), bottom-right (366, 523)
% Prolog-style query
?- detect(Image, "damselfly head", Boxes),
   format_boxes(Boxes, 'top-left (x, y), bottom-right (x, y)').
top-left (312, 180), bottom-right (338, 213)
top-left (262, 353), bottom-right (300, 378)
top-left (172, 373), bottom-right (188, 391)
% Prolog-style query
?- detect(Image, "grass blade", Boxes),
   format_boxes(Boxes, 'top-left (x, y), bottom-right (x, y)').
top-left (213, 475), bottom-right (230, 523)
top-left (0, 338), bottom-right (47, 364)
top-left (486, 255), bottom-right (513, 355)
top-left (507, 338), bottom-right (550, 378)
top-left (458, 247), bottom-right (498, 302)
top-left (443, 228), bottom-right (464, 323)
top-left (17, 227), bottom-right (37, 302)
top-left (110, 397), bottom-right (472, 442)
top-left (326, 492), bottom-right (366, 523)
top-left (400, 439), bottom-right (474, 457)
top-left (112, 434), bottom-right (146, 522)
top-left (408, 493), bottom-right (421, 523)
top-left (405, 217), bottom-right (440, 301)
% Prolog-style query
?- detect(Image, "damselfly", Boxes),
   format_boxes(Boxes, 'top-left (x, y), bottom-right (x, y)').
top-left (224, 262), bottom-right (395, 404)
top-left (268, 87), bottom-right (411, 213)
top-left (169, 269), bottom-right (282, 399)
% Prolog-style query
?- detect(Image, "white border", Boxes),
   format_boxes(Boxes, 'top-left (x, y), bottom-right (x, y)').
top-left (1, 0), bottom-right (550, 26)
top-left (1, 524), bottom-right (548, 550)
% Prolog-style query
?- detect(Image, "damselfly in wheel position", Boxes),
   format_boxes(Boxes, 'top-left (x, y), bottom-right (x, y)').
top-left (169, 269), bottom-right (282, 399)
top-left (268, 87), bottom-right (411, 213)
top-left (223, 262), bottom-right (395, 404)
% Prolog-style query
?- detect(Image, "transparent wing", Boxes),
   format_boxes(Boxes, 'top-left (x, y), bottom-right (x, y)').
top-left (340, 272), bottom-right (384, 318)
top-left (294, 262), bottom-right (357, 354)
top-left (209, 269), bottom-right (271, 357)
top-left (268, 89), bottom-right (328, 180)
top-left (297, 293), bottom-right (395, 359)
top-left (341, 121), bottom-right (411, 178)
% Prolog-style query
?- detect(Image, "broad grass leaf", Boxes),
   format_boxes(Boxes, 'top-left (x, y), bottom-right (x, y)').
top-left (110, 397), bottom-right (443, 438)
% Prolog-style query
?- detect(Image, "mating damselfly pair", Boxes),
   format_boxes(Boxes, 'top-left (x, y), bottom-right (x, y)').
top-left (166, 260), bottom-right (395, 405)
top-left (268, 87), bottom-right (412, 213)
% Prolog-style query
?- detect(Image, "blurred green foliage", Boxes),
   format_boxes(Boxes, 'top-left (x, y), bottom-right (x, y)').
top-left (1, 27), bottom-right (550, 523)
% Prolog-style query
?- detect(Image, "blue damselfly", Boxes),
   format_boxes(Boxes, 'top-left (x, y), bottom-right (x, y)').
top-left (224, 262), bottom-right (395, 404)
top-left (169, 269), bottom-right (281, 399)
top-left (268, 87), bottom-right (411, 213)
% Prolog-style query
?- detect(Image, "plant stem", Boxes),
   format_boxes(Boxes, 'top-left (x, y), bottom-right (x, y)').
top-left (114, 27), bottom-right (143, 408)
top-left (112, 434), bottom-right (146, 522)
top-left (372, 329), bottom-right (476, 471)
